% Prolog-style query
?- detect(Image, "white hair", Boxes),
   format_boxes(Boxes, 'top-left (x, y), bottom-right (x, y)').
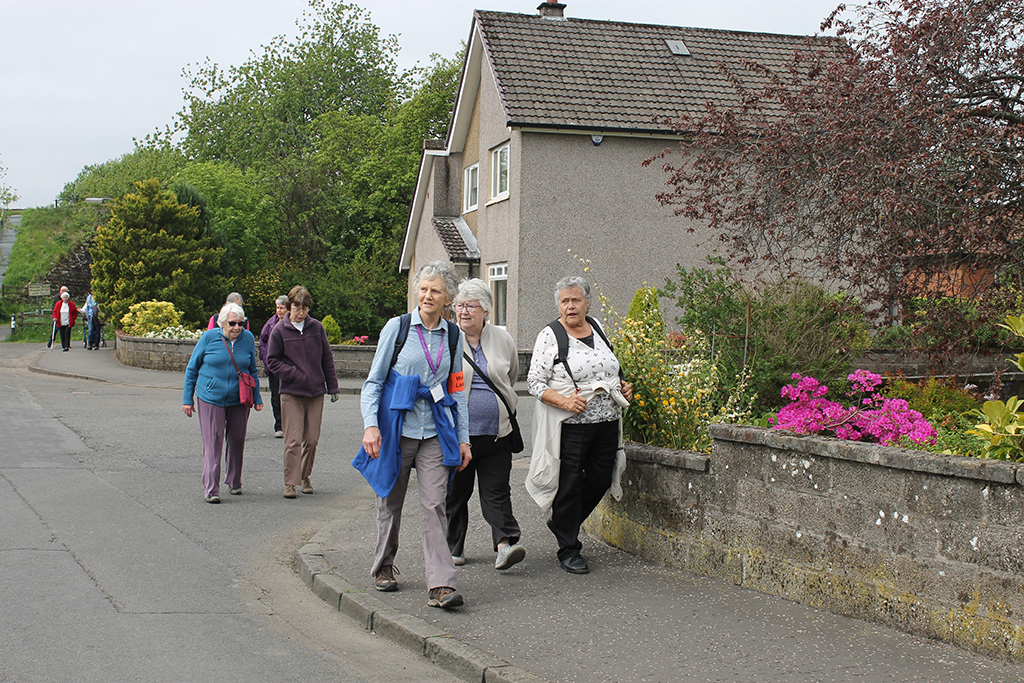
top-left (554, 276), bottom-right (592, 306)
top-left (217, 302), bottom-right (246, 327)
top-left (413, 260), bottom-right (460, 302)
top-left (455, 278), bottom-right (492, 314)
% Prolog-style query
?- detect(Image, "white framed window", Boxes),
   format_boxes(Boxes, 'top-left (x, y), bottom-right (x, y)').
top-left (488, 262), bottom-right (508, 326)
top-left (463, 164), bottom-right (479, 212)
top-left (490, 143), bottom-right (509, 200)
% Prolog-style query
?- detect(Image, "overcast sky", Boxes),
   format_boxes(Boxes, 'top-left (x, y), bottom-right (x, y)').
top-left (0, 0), bottom-right (839, 208)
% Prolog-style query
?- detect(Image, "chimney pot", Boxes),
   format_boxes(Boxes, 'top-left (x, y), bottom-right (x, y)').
top-left (537, 1), bottom-right (566, 19)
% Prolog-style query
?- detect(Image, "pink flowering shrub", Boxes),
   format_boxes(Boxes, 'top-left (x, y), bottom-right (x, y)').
top-left (773, 370), bottom-right (936, 446)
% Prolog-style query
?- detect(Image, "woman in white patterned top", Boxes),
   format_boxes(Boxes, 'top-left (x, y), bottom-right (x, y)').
top-left (526, 276), bottom-right (632, 574)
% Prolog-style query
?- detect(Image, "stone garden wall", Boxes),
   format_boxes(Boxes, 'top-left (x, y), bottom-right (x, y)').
top-left (588, 425), bottom-right (1024, 661)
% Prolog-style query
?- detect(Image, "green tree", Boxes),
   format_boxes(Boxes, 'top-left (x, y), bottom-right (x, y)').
top-left (91, 179), bottom-right (225, 328)
top-left (0, 153), bottom-right (18, 213)
top-left (59, 145), bottom-right (187, 205)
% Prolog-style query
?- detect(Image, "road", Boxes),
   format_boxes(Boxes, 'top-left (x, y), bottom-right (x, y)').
top-left (0, 342), bottom-right (460, 683)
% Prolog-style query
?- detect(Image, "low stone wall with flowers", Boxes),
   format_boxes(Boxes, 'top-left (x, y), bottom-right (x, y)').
top-left (587, 425), bottom-right (1024, 662)
top-left (115, 334), bottom-right (381, 378)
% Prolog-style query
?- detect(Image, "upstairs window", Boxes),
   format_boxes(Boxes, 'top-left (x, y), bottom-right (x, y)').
top-left (490, 143), bottom-right (509, 200)
top-left (463, 164), bottom-right (479, 212)
top-left (489, 262), bottom-right (508, 326)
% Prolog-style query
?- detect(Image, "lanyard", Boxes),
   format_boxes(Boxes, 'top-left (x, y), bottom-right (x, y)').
top-left (415, 325), bottom-right (445, 381)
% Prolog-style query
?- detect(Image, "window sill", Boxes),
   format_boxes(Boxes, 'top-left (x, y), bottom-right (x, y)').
top-left (462, 206), bottom-right (478, 215)
top-left (485, 194), bottom-right (509, 207)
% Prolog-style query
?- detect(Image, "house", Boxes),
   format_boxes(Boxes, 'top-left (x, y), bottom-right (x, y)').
top-left (401, 1), bottom-right (841, 347)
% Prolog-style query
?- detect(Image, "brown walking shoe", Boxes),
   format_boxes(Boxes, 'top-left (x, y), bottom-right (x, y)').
top-left (374, 565), bottom-right (400, 592)
top-left (427, 586), bottom-right (463, 609)
top-left (301, 477), bottom-right (314, 494)
top-left (283, 485), bottom-right (297, 499)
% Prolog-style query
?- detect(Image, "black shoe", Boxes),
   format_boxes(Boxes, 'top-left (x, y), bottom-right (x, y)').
top-left (559, 553), bottom-right (589, 574)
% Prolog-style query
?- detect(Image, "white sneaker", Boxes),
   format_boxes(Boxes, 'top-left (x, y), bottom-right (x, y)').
top-left (274, 430), bottom-right (284, 438)
top-left (495, 544), bottom-right (526, 570)
top-left (452, 554), bottom-right (465, 566)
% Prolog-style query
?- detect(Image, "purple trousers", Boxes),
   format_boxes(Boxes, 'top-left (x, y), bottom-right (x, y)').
top-left (197, 398), bottom-right (250, 497)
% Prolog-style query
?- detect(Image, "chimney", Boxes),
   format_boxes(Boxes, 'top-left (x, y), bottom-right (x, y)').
top-left (537, 1), bottom-right (566, 19)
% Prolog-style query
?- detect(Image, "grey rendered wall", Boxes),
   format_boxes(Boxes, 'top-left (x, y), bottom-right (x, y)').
top-left (515, 131), bottom-right (712, 347)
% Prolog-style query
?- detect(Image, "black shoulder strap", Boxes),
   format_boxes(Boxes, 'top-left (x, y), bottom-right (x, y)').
top-left (547, 317), bottom-right (624, 384)
top-left (389, 314), bottom-right (411, 369)
top-left (389, 313), bottom-right (459, 372)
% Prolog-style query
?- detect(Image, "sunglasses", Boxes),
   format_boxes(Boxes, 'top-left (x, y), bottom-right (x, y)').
top-left (227, 320), bottom-right (245, 327)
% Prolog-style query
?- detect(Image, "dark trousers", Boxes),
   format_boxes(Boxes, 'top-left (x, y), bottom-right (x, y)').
top-left (268, 372), bottom-right (282, 432)
top-left (87, 317), bottom-right (101, 348)
top-left (58, 325), bottom-right (72, 350)
top-left (446, 434), bottom-right (521, 556)
top-left (548, 420), bottom-right (619, 561)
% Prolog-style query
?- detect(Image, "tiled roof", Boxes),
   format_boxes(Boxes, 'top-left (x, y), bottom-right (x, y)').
top-left (475, 10), bottom-right (844, 132)
top-left (431, 217), bottom-right (481, 261)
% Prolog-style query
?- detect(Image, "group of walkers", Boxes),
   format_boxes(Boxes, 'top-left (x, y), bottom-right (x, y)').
top-left (49, 286), bottom-right (102, 351)
top-left (180, 261), bottom-right (632, 610)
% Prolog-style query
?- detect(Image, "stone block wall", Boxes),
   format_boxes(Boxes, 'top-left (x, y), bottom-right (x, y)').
top-left (588, 425), bottom-right (1024, 662)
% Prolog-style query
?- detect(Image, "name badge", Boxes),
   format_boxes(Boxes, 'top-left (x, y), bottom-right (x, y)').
top-left (430, 384), bottom-right (445, 403)
top-left (447, 371), bottom-right (464, 394)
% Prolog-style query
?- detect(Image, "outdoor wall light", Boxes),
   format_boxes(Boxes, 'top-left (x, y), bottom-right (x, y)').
top-left (591, 135), bottom-right (603, 146)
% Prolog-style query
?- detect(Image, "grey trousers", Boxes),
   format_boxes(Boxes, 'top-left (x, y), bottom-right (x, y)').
top-left (371, 436), bottom-right (457, 591)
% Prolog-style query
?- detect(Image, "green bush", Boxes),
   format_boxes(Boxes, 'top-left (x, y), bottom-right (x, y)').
top-left (321, 314), bottom-right (343, 344)
top-left (121, 301), bottom-right (181, 336)
top-left (882, 376), bottom-right (981, 419)
top-left (625, 286), bottom-right (664, 340)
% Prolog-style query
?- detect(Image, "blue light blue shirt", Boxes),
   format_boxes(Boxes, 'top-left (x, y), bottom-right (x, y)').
top-left (361, 309), bottom-right (470, 444)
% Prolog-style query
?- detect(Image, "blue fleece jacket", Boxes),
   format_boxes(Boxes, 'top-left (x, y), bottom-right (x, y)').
top-left (183, 328), bottom-right (263, 408)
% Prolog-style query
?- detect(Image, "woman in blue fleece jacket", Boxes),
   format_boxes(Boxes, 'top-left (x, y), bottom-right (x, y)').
top-left (183, 303), bottom-right (263, 503)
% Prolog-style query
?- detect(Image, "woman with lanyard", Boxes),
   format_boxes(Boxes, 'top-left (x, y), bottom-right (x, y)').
top-left (356, 260), bottom-right (471, 609)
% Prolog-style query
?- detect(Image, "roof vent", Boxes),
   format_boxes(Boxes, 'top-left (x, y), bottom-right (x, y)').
top-left (537, 1), bottom-right (566, 19)
top-left (666, 39), bottom-right (690, 56)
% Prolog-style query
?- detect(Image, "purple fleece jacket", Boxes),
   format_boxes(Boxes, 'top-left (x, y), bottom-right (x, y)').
top-left (265, 315), bottom-right (339, 397)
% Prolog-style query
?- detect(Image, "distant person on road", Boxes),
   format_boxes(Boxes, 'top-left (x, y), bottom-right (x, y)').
top-left (52, 290), bottom-right (78, 352)
top-left (83, 293), bottom-right (101, 350)
top-left (354, 260), bottom-right (471, 610)
top-left (266, 285), bottom-right (339, 499)
top-left (259, 295), bottom-right (289, 438)
top-left (182, 302), bottom-right (263, 504)
top-left (526, 275), bottom-right (632, 575)
top-left (207, 292), bottom-right (249, 331)
top-left (446, 278), bottom-right (525, 572)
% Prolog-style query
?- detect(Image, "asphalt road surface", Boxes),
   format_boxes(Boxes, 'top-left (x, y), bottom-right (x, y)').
top-left (0, 343), bottom-right (461, 683)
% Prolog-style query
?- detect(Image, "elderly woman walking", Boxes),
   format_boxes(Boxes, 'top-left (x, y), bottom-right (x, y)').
top-left (266, 285), bottom-right (339, 499)
top-left (354, 260), bottom-right (471, 609)
top-left (526, 276), bottom-right (632, 574)
top-left (259, 295), bottom-right (289, 438)
top-left (446, 278), bottom-right (525, 571)
top-left (183, 302), bottom-right (263, 503)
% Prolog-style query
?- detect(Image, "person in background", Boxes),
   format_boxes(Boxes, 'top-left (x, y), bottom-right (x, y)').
top-left (208, 292), bottom-right (249, 330)
top-left (182, 302), bottom-right (263, 503)
top-left (259, 295), bottom-right (289, 438)
top-left (52, 290), bottom-right (79, 352)
top-left (526, 275), bottom-right (632, 575)
top-left (83, 294), bottom-right (100, 350)
top-left (356, 260), bottom-right (471, 610)
top-left (266, 285), bottom-right (339, 499)
top-left (446, 278), bottom-right (525, 571)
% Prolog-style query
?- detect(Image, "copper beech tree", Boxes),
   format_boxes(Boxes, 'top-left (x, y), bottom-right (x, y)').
top-left (649, 0), bottom-right (1024, 326)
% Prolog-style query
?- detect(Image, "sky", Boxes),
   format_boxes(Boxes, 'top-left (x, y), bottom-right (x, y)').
top-left (0, 0), bottom-right (840, 208)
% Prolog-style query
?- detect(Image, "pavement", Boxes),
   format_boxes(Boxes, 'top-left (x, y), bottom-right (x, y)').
top-left (24, 343), bottom-right (1024, 683)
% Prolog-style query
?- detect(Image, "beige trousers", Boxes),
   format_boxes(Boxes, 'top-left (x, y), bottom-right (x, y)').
top-left (280, 393), bottom-right (324, 486)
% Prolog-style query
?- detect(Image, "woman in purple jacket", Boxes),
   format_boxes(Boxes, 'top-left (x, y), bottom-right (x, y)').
top-left (266, 285), bottom-right (339, 498)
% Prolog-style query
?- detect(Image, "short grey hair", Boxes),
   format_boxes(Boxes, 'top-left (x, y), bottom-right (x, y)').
top-left (218, 302), bottom-right (246, 327)
top-left (554, 276), bottom-right (592, 306)
top-left (413, 260), bottom-right (460, 303)
top-left (226, 292), bottom-right (244, 305)
top-left (275, 295), bottom-right (289, 307)
top-left (455, 278), bottom-right (492, 314)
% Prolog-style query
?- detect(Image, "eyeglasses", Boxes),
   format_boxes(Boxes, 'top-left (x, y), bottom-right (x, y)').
top-left (455, 303), bottom-right (481, 312)
top-left (226, 320), bottom-right (245, 327)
